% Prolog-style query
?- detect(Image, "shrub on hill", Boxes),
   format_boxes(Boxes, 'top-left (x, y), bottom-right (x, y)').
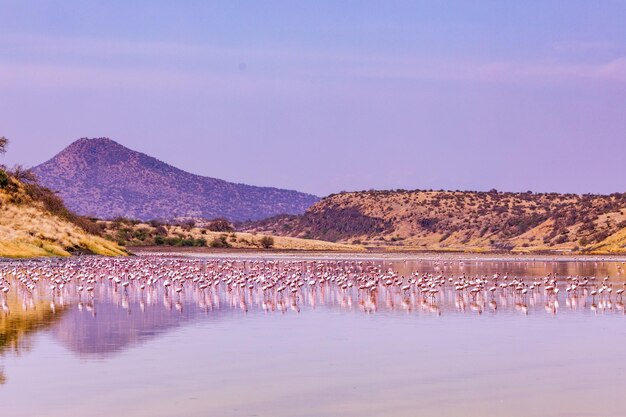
top-left (156, 236), bottom-right (207, 247)
top-left (21, 181), bottom-right (103, 236)
top-left (207, 218), bottom-right (234, 232)
top-left (260, 236), bottom-right (274, 248)
top-left (209, 235), bottom-right (231, 248)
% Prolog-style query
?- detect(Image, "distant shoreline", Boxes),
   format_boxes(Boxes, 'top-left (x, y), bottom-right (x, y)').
top-left (129, 246), bottom-right (626, 263)
top-left (4, 246), bottom-right (625, 262)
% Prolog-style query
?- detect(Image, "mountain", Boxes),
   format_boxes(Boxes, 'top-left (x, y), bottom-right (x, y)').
top-left (32, 138), bottom-right (319, 221)
top-left (239, 189), bottom-right (626, 253)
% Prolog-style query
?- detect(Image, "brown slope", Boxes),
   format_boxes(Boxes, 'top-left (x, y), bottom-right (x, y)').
top-left (0, 175), bottom-right (126, 258)
top-left (32, 138), bottom-right (319, 221)
top-left (240, 189), bottom-right (626, 253)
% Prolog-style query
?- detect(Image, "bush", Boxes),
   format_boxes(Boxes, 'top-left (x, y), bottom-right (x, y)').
top-left (10, 165), bottom-right (37, 183)
top-left (165, 237), bottom-right (182, 246)
top-left (0, 169), bottom-right (8, 188)
top-left (72, 216), bottom-right (103, 236)
top-left (133, 227), bottom-right (150, 241)
top-left (207, 218), bottom-right (234, 232)
top-left (24, 183), bottom-right (69, 217)
top-left (210, 235), bottom-right (231, 248)
top-left (180, 220), bottom-right (195, 231)
top-left (260, 235), bottom-right (274, 249)
top-left (112, 216), bottom-right (135, 226)
top-left (554, 235), bottom-right (568, 244)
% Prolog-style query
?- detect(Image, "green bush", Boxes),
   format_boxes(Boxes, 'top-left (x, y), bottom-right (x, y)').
top-left (133, 227), bottom-right (150, 241)
top-left (165, 237), bottom-right (182, 246)
top-left (0, 169), bottom-right (9, 188)
top-left (209, 235), bottom-right (231, 248)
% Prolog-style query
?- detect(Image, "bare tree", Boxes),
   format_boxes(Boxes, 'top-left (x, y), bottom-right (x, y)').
top-left (0, 136), bottom-right (7, 155)
top-left (11, 164), bottom-right (38, 183)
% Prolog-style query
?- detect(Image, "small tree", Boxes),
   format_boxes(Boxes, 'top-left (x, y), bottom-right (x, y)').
top-left (10, 165), bottom-right (37, 183)
top-left (260, 235), bottom-right (274, 249)
top-left (0, 137), bottom-right (7, 155)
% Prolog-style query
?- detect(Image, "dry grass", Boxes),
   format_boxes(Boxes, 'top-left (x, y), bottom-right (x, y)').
top-left (587, 228), bottom-right (626, 254)
top-left (0, 188), bottom-right (127, 258)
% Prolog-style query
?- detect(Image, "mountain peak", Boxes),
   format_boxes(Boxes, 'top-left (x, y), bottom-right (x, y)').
top-left (33, 138), bottom-right (319, 221)
top-left (65, 137), bottom-right (121, 150)
top-left (75, 137), bottom-right (116, 144)
top-left (62, 137), bottom-right (130, 155)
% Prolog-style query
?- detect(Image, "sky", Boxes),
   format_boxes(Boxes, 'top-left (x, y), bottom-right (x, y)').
top-left (1, 1), bottom-right (625, 197)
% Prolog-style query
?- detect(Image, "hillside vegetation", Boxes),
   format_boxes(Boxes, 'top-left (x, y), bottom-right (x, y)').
top-left (240, 189), bottom-right (626, 254)
top-left (99, 217), bottom-right (364, 252)
top-left (0, 173), bottom-right (127, 258)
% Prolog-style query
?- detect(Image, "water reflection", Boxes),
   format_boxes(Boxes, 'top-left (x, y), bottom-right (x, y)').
top-left (0, 291), bottom-right (65, 384)
top-left (1, 256), bottom-right (625, 357)
top-left (3, 255), bottom-right (626, 417)
top-left (0, 257), bottom-right (624, 332)
top-left (52, 301), bottom-right (236, 357)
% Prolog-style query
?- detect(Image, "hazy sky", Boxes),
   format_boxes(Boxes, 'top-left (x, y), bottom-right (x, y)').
top-left (1, 1), bottom-right (625, 196)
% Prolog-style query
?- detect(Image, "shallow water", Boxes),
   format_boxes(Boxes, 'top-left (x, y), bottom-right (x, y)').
top-left (2, 254), bottom-right (626, 417)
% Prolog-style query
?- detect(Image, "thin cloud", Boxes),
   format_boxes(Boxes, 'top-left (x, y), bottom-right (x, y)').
top-left (1, 34), bottom-right (625, 89)
top-left (342, 57), bottom-right (626, 84)
top-left (549, 40), bottom-right (615, 52)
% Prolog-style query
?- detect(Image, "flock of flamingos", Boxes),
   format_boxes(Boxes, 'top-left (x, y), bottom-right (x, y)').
top-left (1, 256), bottom-right (625, 317)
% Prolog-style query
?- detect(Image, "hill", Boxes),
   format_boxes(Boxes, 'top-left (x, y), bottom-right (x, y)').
top-left (32, 138), bottom-right (319, 221)
top-left (0, 172), bottom-right (126, 258)
top-left (239, 189), bottom-right (626, 253)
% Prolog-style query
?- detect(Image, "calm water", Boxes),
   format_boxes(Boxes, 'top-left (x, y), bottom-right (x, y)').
top-left (2, 254), bottom-right (626, 417)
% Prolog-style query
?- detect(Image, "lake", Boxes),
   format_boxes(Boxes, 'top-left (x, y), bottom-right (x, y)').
top-left (2, 253), bottom-right (626, 417)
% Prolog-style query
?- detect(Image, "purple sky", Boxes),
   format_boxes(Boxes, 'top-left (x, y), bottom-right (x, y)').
top-left (1, 1), bottom-right (625, 196)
